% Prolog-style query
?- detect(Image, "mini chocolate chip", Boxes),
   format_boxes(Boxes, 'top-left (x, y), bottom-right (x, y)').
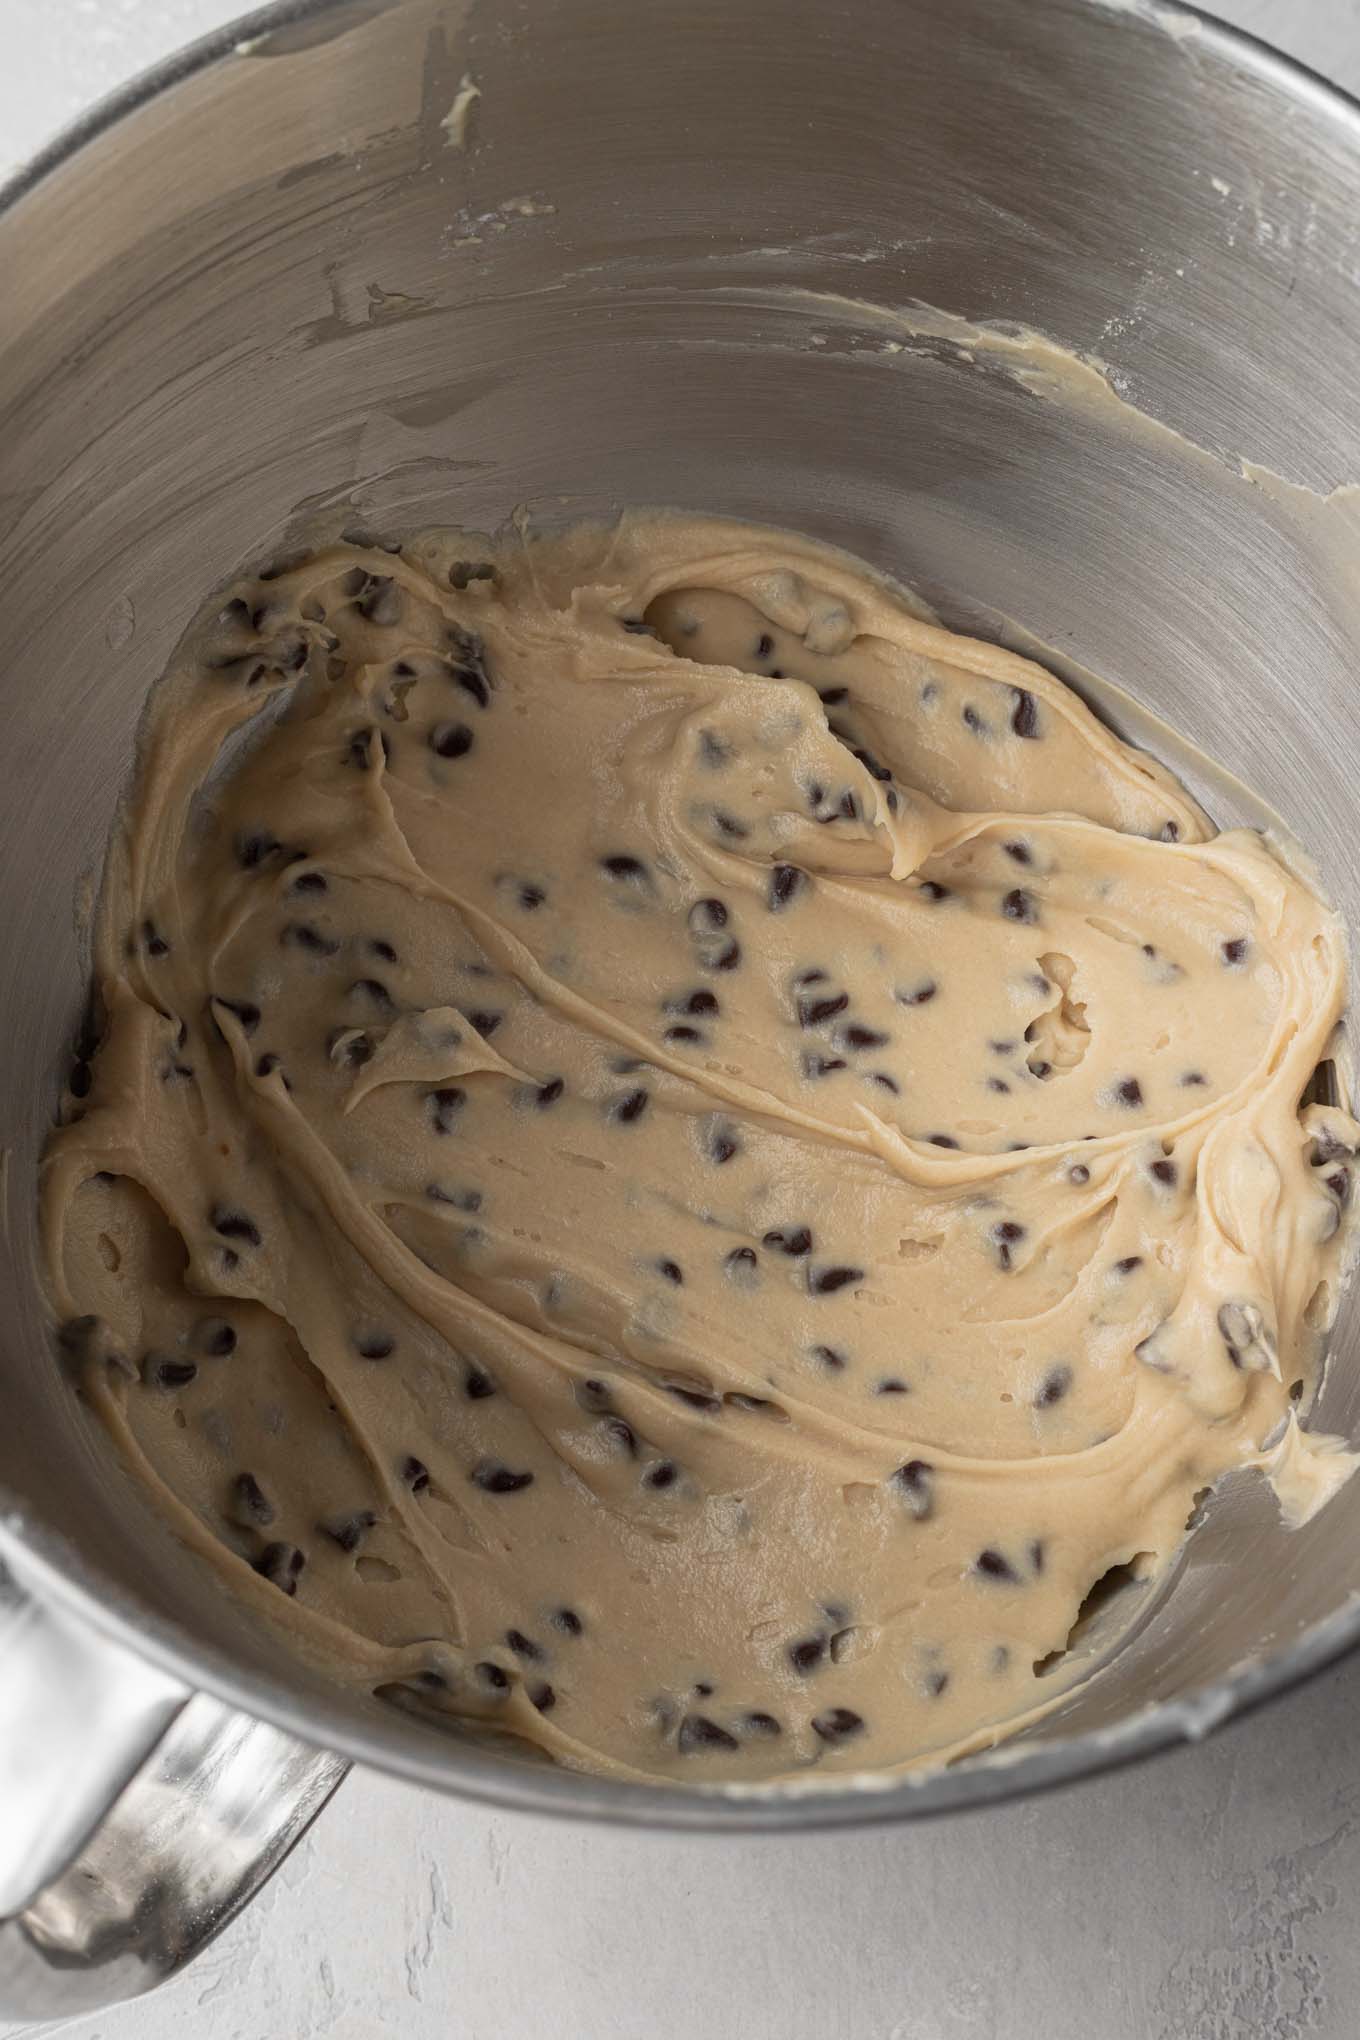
top-left (367, 939), bottom-right (400, 964)
top-left (1069, 1163), bottom-right (1091, 1185)
top-left (476, 1661), bottom-right (511, 1692)
top-left (754, 632), bottom-right (775, 659)
top-left (1035, 1365), bottom-right (1072, 1407)
top-left (281, 922), bottom-right (339, 958)
top-left (799, 992), bottom-right (849, 1029)
top-left (349, 980), bottom-right (396, 1019)
top-left (812, 1344), bottom-right (847, 1370)
top-left (839, 791), bottom-right (860, 820)
top-left (975, 1549), bottom-right (1020, 1582)
top-left (707, 938), bottom-right (742, 971)
top-left (665, 1023), bottom-right (704, 1045)
top-left (1113, 1078), bottom-right (1144, 1108)
top-left (707, 1124), bottom-right (740, 1163)
top-left (238, 831), bottom-right (282, 869)
top-left (430, 721), bottom-right (474, 759)
top-left (467, 1010), bottom-right (502, 1039)
top-left (142, 919), bottom-right (170, 958)
top-left (678, 1714), bottom-right (739, 1753)
top-left (229, 1472), bottom-right (275, 1528)
top-left (842, 1024), bottom-right (889, 1051)
top-left (214, 997), bottom-right (261, 1035)
top-left (1113, 1256), bottom-right (1143, 1276)
top-left (1160, 821), bottom-right (1181, 842)
top-left (144, 1354), bottom-right (197, 1389)
top-left (603, 853), bottom-right (649, 881)
top-left (401, 1455), bottom-right (430, 1492)
top-left (253, 1542), bottom-right (306, 1594)
top-left (332, 1028), bottom-right (375, 1068)
top-left (506, 1628), bottom-right (543, 1662)
top-left (1003, 841), bottom-right (1033, 866)
top-left (472, 1461), bottom-right (534, 1493)
top-left (928, 1134), bottom-right (960, 1150)
top-left (789, 1635), bottom-right (827, 1673)
top-left (211, 1205), bottom-right (261, 1246)
top-left (291, 870), bottom-right (328, 894)
top-left (604, 1416), bottom-right (638, 1455)
top-left (1011, 688), bottom-right (1039, 739)
top-left (725, 1245), bottom-right (759, 1284)
top-left (763, 1226), bottom-right (813, 1257)
top-left (919, 881), bottom-right (951, 903)
top-left (552, 1607), bottom-right (583, 1636)
top-left (962, 705), bottom-right (987, 733)
top-left (1221, 937), bottom-right (1249, 965)
top-left (465, 1367), bottom-right (496, 1399)
top-left (1002, 888), bottom-right (1037, 924)
top-left (355, 1330), bottom-right (396, 1360)
top-left (892, 1460), bottom-right (934, 1518)
top-left (668, 1384), bottom-right (720, 1412)
top-left (1150, 1159), bottom-right (1177, 1186)
top-left (759, 857), bottom-right (809, 915)
top-left (323, 1510), bottom-right (377, 1554)
top-left (530, 1682), bottom-right (557, 1713)
top-left (612, 1088), bottom-right (649, 1124)
top-left (812, 1707), bottom-right (865, 1743)
top-left (428, 1086), bottom-right (465, 1133)
top-left (712, 809), bottom-right (749, 840)
top-left (1179, 1071), bottom-right (1208, 1088)
top-left (810, 1265), bottom-right (862, 1294)
top-left (658, 1259), bottom-right (684, 1285)
top-left (644, 1461), bottom-right (678, 1490)
top-left (802, 1053), bottom-right (849, 1077)
top-left (875, 1377), bottom-right (908, 1395)
top-left (897, 981), bottom-right (938, 1006)
top-left (744, 1711), bottom-right (782, 1736)
top-left (196, 1317), bottom-right (237, 1356)
top-left (533, 1077), bottom-right (565, 1109)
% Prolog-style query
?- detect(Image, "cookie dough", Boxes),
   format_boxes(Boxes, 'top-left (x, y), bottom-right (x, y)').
top-left (43, 516), bottom-right (1360, 1782)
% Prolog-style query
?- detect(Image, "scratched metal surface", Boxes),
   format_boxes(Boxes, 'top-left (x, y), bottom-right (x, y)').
top-left (3, 0), bottom-right (1360, 2035)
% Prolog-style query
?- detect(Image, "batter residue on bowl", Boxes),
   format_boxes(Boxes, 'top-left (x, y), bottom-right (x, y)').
top-left (44, 515), bottom-right (1360, 1782)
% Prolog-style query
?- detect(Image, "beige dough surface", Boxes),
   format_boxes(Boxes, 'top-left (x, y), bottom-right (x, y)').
top-left (43, 515), bottom-right (1360, 1784)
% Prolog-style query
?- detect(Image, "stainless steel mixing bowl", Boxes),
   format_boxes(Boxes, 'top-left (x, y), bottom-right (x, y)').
top-left (4, 0), bottom-right (1360, 2015)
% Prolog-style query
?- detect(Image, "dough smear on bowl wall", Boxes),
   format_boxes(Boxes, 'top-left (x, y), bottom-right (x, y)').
top-left (41, 513), bottom-right (1360, 1785)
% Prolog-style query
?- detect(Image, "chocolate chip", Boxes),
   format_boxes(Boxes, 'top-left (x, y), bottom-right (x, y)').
top-left (229, 1472), bottom-right (275, 1528)
top-left (789, 1635), bottom-right (827, 1673)
top-left (725, 1245), bottom-right (759, 1285)
top-left (802, 1053), bottom-right (848, 1078)
top-left (238, 831), bottom-right (282, 869)
top-left (1149, 1158), bottom-right (1177, 1186)
top-left (1035, 1365), bottom-right (1072, 1407)
top-left (472, 1461), bottom-right (534, 1493)
top-left (1179, 1071), bottom-right (1208, 1088)
top-left (678, 1714), bottom-right (739, 1753)
top-left (612, 1088), bottom-right (650, 1124)
top-left (712, 809), bottom-right (749, 840)
top-left (1113, 1078), bottom-right (1144, 1109)
top-left (1011, 689), bottom-right (1039, 739)
top-left (213, 997), bottom-right (261, 1036)
top-left (253, 1542), bottom-right (306, 1594)
top-left (448, 632), bottom-right (493, 708)
top-left (658, 1259), bottom-right (684, 1285)
top-left (962, 704), bottom-right (987, 734)
top-left (644, 1461), bottom-right (678, 1490)
top-left (875, 1377), bottom-right (908, 1395)
top-left (744, 1711), bottom-right (782, 1736)
top-left (975, 1549), bottom-right (1020, 1582)
top-left (896, 981), bottom-right (937, 1006)
top-left (763, 1226), bottom-right (812, 1257)
top-left (476, 1661), bottom-right (511, 1693)
top-left (428, 1086), bottom-right (465, 1134)
top-left (604, 1416), bottom-right (638, 1455)
top-left (928, 1134), bottom-right (960, 1150)
top-left (323, 1509), bottom-right (377, 1553)
top-left (465, 1367), bottom-right (496, 1398)
top-left (810, 1265), bottom-right (862, 1294)
top-left (142, 919), bottom-right (170, 958)
top-left (467, 1010), bottom-right (502, 1039)
top-left (892, 1459), bottom-right (934, 1518)
top-left (812, 1707), bottom-right (865, 1743)
top-left (602, 854), bottom-right (649, 882)
top-left (707, 938), bottom-right (742, 971)
top-left (552, 1607), bottom-right (583, 1636)
top-left (1160, 820), bottom-right (1180, 842)
top-left (281, 922), bottom-right (340, 957)
top-left (689, 897), bottom-right (727, 929)
top-left (1003, 841), bottom-right (1033, 866)
top-left (1113, 1256), bottom-right (1143, 1276)
top-left (506, 1628), bottom-right (543, 1662)
top-left (144, 1353), bottom-right (197, 1389)
top-left (355, 1330), bottom-right (396, 1360)
top-left (799, 992), bottom-right (849, 1029)
top-left (1002, 888), bottom-right (1037, 924)
top-left (668, 1384), bottom-right (720, 1412)
top-left (707, 1123), bottom-right (741, 1164)
top-left (528, 1681), bottom-right (557, 1713)
top-left (769, 864), bottom-right (806, 911)
top-left (919, 881), bottom-right (951, 903)
top-left (291, 870), bottom-right (327, 895)
top-left (533, 1077), bottom-right (564, 1110)
top-left (211, 1205), bottom-right (261, 1246)
top-left (195, 1317), bottom-right (237, 1357)
top-left (350, 977), bottom-right (396, 1014)
top-left (401, 1455), bottom-right (430, 1492)
top-left (842, 1024), bottom-right (889, 1050)
top-left (1068, 1163), bottom-right (1091, 1185)
top-left (812, 1344), bottom-right (847, 1370)
top-left (430, 721), bottom-right (474, 759)
top-left (1221, 937), bottom-right (1248, 965)
top-left (754, 632), bottom-right (775, 659)
top-left (332, 1028), bottom-right (375, 1068)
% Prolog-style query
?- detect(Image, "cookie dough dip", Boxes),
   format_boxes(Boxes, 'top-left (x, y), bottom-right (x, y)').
top-left (43, 515), bottom-right (1360, 1784)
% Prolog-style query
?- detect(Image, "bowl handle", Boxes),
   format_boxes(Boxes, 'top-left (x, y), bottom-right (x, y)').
top-left (0, 1545), bottom-right (348, 2021)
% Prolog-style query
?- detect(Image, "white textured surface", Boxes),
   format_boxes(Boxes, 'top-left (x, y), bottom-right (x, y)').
top-left (4, 2), bottom-right (1360, 2035)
